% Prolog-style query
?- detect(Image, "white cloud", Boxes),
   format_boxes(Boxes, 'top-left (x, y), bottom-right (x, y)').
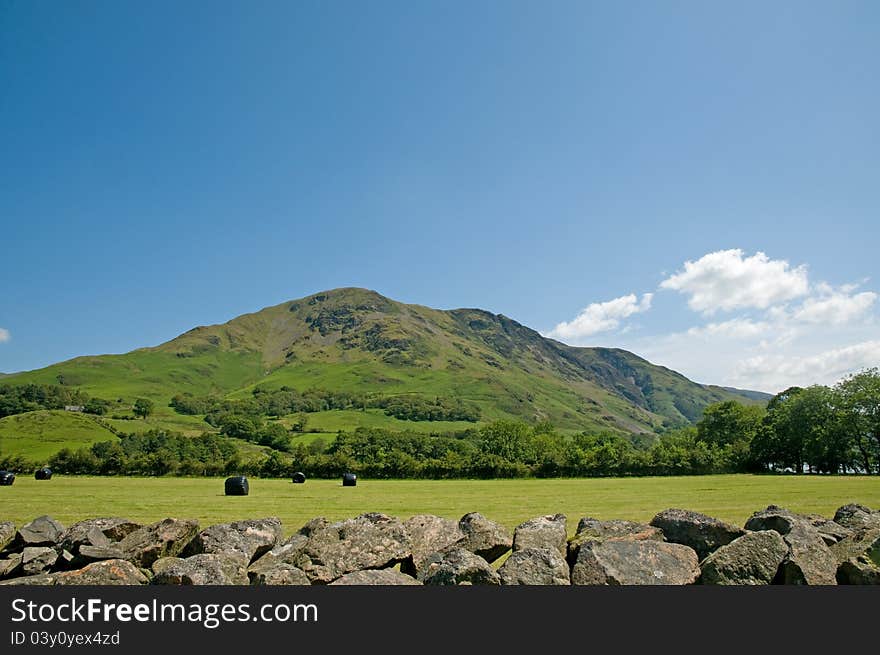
top-left (792, 288), bottom-right (877, 325)
top-left (686, 318), bottom-right (771, 340)
top-left (0, 328), bottom-right (9, 343)
top-left (660, 249), bottom-right (809, 314)
top-left (550, 249), bottom-right (879, 392)
top-left (546, 293), bottom-right (653, 341)
top-left (732, 340), bottom-right (880, 391)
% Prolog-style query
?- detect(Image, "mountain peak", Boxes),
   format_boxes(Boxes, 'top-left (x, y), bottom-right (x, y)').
top-left (4, 288), bottom-right (766, 433)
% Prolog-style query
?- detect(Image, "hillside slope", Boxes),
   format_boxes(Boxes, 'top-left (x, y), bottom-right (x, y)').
top-left (3, 288), bottom-right (766, 435)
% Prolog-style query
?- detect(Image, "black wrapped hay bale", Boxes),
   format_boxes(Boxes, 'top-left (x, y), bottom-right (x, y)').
top-left (0, 471), bottom-right (15, 486)
top-left (342, 472), bottom-right (357, 487)
top-left (292, 472), bottom-right (306, 484)
top-left (35, 467), bottom-right (53, 480)
top-left (225, 476), bottom-right (249, 496)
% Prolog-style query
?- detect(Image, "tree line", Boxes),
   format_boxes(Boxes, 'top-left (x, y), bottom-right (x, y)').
top-left (170, 386), bottom-right (481, 425)
top-left (1, 370), bottom-right (876, 478)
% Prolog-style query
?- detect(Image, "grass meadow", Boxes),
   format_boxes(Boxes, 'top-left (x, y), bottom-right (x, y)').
top-left (2, 474), bottom-right (878, 537)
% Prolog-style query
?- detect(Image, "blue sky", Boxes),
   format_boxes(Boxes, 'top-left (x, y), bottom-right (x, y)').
top-left (1, 1), bottom-right (877, 392)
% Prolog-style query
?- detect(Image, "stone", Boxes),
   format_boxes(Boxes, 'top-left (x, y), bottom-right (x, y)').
top-left (700, 531), bottom-right (788, 585)
top-left (60, 518), bottom-right (142, 560)
top-left (833, 504), bottom-right (880, 531)
top-left (832, 526), bottom-right (880, 564)
top-left (330, 569), bottom-right (422, 585)
top-left (567, 518), bottom-right (663, 564)
top-left (0, 553), bottom-right (23, 579)
top-left (779, 524), bottom-right (838, 585)
top-left (806, 517), bottom-right (852, 546)
top-left (80, 518), bottom-right (199, 568)
top-left (184, 517), bottom-right (282, 563)
top-left (14, 516), bottom-right (65, 548)
top-left (152, 553), bottom-right (249, 585)
top-left (151, 557), bottom-right (185, 576)
top-left (250, 564), bottom-right (311, 586)
top-left (458, 512), bottom-right (512, 563)
top-left (294, 513), bottom-right (412, 584)
top-left (513, 514), bottom-right (567, 558)
top-left (744, 505), bottom-right (807, 535)
top-left (571, 540), bottom-right (700, 585)
top-left (0, 522), bottom-right (15, 552)
top-left (573, 517), bottom-right (664, 542)
top-left (54, 560), bottom-right (148, 585)
top-left (248, 534), bottom-right (309, 578)
top-left (650, 508), bottom-right (745, 560)
top-left (498, 547), bottom-right (570, 585)
top-left (400, 514), bottom-right (465, 576)
top-left (21, 546), bottom-right (58, 576)
top-left (419, 548), bottom-right (500, 586)
top-left (0, 574), bottom-right (56, 586)
top-left (833, 527), bottom-right (880, 584)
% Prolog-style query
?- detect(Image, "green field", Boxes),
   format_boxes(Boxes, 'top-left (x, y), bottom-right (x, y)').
top-left (1, 474), bottom-right (878, 537)
top-left (0, 410), bottom-right (118, 460)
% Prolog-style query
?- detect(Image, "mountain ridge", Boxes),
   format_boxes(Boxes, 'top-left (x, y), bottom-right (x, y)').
top-left (2, 287), bottom-right (768, 434)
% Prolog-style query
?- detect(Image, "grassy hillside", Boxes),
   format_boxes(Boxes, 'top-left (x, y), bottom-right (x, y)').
top-left (0, 410), bottom-right (119, 460)
top-left (2, 288), bottom-right (768, 462)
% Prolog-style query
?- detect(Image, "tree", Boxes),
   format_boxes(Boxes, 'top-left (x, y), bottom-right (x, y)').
top-left (836, 369), bottom-right (880, 474)
top-left (133, 398), bottom-right (154, 420)
top-left (697, 401), bottom-right (765, 448)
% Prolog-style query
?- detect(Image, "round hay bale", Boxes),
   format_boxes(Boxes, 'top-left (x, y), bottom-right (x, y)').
top-left (224, 476), bottom-right (249, 496)
top-left (35, 467), bottom-right (53, 480)
top-left (292, 472), bottom-right (306, 484)
top-left (342, 472), bottom-right (357, 487)
top-left (0, 471), bottom-right (15, 486)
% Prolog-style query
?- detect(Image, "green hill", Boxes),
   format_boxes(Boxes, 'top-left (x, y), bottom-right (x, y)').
top-left (2, 288), bottom-right (767, 455)
top-left (0, 410), bottom-right (120, 461)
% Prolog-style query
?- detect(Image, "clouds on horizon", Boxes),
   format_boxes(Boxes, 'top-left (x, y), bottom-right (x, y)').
top-left (547, 249), bottom-right (879, 393)
top-left (0, 328), bottom-right (9, 343)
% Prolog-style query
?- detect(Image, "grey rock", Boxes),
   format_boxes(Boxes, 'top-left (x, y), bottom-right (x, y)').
top-left (513, 514), bottom-right (567, 558)
top-left (419, 548), bottom-right (500, 586)
top-left (184, 517), bottom-right (282, 563)
top-left (571, 540), bottom-right (700, 585)
top-left (568, 518), bottom-right (663, 564)
top-left (831, 526), bottom-right (880, 564)
top-left (651, 508), bottom-right (745, 560)
top-left (294, 513), bottom-right (412, 584)
top-left (779, 524), bottom-right (837, 585)
top-left (248, 534), bottom-right (309, 578)
top-left (458, 513), bottom-right (512, 563)
top-left (700, 531), bottom-right (788, 585)
top-left (833, 527), bottom-right (880, 584)
top-left (21, 547), bottom-right (58, 575)
top-left (60, 518), bottom-right (141, 559)
top-left (250, 564), bottom-right (311, 586)
top-left (833, 504), bottom-right (880, 530)
top-left (54, 560), bottom-right (148, 585)
top-left (0, 553), bottom-right (23, 579)
top-left (401, 514), bottom-right (465, 576)
top-left (330, 569), bottom-right (421, 585)
top-left (498, 547), bottom-right (570, 585)
top-left (152, 553), bottom-right (249, 585)
top-left (744, 505), bottom-right (808, 535)
top-left (14, 516), bottom-right (65, 548)
top-left (0, 522), bottom-right (15, 552)
top-left (807, 516), bottom-right (852, 546)
top-left (0, 574), bottom-right (56, 586)
top-left (151, 557), bottom-right (185, 576)
top-left (80, 518), bottom-right (199, 568)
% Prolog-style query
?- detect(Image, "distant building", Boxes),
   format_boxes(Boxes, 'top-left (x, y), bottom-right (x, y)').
top-left (64, 405), bottom-right (84, 412)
